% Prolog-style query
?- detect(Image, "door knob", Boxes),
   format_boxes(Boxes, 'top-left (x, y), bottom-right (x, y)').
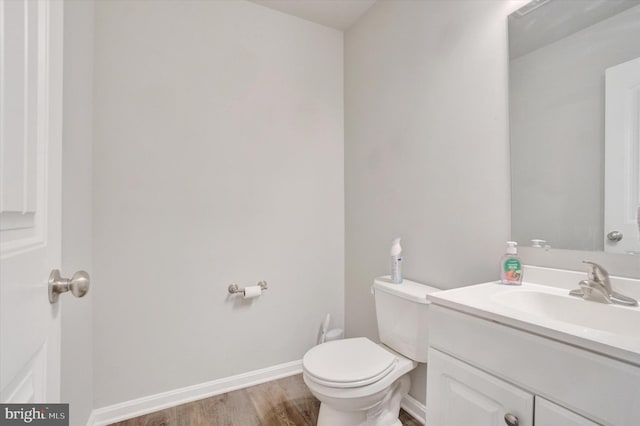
top-left (607, 231), bottom-right (623, 242)
top-left (504, 413), bottom-right (519, 426)
top-left (48, 269), bottom-right (90, 304)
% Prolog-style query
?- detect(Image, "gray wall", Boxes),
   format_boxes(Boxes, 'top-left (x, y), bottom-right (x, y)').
top-left (345, 0), bottom-right (513, 404)
top-left (92, 0), bottom-right (344, 407)
top-left (510, 5), bottom-right (640, 251)
top-left (61, 1), bottom-right (94, 424)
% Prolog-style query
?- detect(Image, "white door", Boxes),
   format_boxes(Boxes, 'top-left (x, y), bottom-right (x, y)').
top-left (535, 397), bottom-right (600, 426)
top-left (426, 349), bottom-right (534, 426)
top-left (604, 56), bottom-right (640, 254)
top-left (0, 0), bottom-right (64, 402)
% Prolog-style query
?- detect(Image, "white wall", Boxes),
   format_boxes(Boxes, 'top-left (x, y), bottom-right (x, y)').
top-left (345, 0), bottom-right (513, 404)
top-left (92, 0), bottom-right (344, 407)
top-left (511, 5), bottom-right (640, 251)
top-left (61, 1), bottom-right (94, 424)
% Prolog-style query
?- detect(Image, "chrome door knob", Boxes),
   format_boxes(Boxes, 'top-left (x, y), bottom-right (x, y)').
top-left (607, 231), bottom-right (623, 242)
top-left (48, 269), bottom-right (90, 304)
top-left (504, 413), bottom-right (519, 426)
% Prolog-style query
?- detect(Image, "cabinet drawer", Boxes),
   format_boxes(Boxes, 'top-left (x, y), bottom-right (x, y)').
top-left (535, 397), bottom-right (601, 426)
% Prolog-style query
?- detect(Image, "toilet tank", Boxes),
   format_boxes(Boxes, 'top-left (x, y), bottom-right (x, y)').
top-left (373, 276), bottom-right (440, 363)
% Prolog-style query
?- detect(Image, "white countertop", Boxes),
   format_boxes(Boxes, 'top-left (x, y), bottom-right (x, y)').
top-left (428, 279), bottom-right (640, 366)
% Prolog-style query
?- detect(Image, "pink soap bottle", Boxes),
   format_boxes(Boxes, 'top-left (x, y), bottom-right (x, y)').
top-left (500, 241), bottom-right (523, 285)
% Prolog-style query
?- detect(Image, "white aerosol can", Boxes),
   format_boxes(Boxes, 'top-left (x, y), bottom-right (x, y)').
top-left (390, 237), bottom-right (403, 284)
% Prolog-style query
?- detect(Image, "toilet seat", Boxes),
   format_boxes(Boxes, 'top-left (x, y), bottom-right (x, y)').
top-left (303, 338), bottom-right (398, 388)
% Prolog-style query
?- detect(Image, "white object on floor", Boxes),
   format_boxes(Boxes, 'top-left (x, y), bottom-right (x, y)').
top-left (317, 313), bottom-right (332, 345)
top-left (324, 328), bottom-right (343, 342)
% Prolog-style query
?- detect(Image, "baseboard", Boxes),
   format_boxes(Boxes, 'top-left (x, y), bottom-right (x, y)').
top-left (88, 360), bottom-right (302, 426)
top-left (88, 360), bottom-right (425, 426)
top-left (85, 411), bottom-right (96, 426)
top-left (401, 394), bottom-right (426, 425)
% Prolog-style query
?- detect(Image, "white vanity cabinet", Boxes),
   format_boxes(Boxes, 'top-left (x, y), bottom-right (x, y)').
top-left (427, 348), bottom-right (599, 426)
top-left (427, 349), bottom-right (533, 426)
top-left (426, 303), bottom-right (640, 426)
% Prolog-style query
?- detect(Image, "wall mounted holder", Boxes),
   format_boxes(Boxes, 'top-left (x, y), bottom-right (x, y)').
top-left (228, 280), bottom-right (268, 296)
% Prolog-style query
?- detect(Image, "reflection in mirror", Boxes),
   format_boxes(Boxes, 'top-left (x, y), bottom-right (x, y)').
top-left (509, 0), bottom-right (640, 254)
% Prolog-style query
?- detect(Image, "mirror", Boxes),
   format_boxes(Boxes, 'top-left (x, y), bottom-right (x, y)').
top-left (509, 0), bottom-right (640, 254)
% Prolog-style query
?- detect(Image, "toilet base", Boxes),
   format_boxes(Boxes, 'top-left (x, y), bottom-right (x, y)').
top-left (315, 375), bottom-right (409, 426)
top-left (317, 405), bottom-right (403, 426)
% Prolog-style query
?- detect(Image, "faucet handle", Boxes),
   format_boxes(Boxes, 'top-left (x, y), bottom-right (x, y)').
top-left (582, 261), bottom-right (612, 293)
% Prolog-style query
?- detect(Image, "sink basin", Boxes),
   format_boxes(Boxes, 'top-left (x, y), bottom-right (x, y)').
top-left (427, 273), bottom-right (640, 366)
top-left (491, 289), bottom-right (640, 340)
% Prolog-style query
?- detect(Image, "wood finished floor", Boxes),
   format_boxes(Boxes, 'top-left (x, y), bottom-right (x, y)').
top-left (110, 374), bottom-right (422, 426)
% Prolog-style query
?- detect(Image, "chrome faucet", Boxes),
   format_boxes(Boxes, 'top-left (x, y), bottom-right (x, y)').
top-left (569, 261), bottom-right (638, 306)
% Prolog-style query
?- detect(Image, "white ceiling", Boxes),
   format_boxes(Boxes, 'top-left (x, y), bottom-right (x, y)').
top-left (249, 0), bottom-right (377, 30)
top-left (509, 0), bottom-right (640, 59)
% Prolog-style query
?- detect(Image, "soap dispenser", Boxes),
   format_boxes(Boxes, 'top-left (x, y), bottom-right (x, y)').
top-left (500, 241), bottom-right (523, 285)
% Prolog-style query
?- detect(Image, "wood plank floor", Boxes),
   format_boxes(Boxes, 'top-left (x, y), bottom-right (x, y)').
top-left (110, 374), bottom-right (422, 426)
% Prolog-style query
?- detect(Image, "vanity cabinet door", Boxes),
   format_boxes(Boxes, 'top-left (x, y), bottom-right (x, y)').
top-left (426, 348), bottom-right (534, 426)
top-left (535, 397), bottom-right (600, 426)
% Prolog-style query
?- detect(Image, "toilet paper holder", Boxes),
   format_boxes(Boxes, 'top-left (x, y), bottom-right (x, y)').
top-left (228, 280), bottom-right (268, 296)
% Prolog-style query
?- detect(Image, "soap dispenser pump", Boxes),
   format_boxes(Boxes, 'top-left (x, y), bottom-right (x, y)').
top-left (500, 241), bottom-right (523, 285)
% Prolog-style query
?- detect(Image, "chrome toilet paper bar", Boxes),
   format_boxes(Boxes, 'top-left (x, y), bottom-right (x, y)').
top-left (228, 280), bottom-right (268, 296)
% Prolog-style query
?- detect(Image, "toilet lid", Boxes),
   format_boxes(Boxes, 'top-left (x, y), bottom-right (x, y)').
top-left (303, 338), bottom-right (397, 388)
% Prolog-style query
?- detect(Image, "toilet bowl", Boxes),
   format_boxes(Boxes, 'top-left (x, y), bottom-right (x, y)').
top-left (303, 337), bottom-right (416, 426)
top-left (302, 277), bottom-right (439, 426)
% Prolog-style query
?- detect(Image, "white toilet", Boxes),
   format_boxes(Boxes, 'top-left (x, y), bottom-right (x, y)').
top-left (302, 277), bottom-right (438, 426)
